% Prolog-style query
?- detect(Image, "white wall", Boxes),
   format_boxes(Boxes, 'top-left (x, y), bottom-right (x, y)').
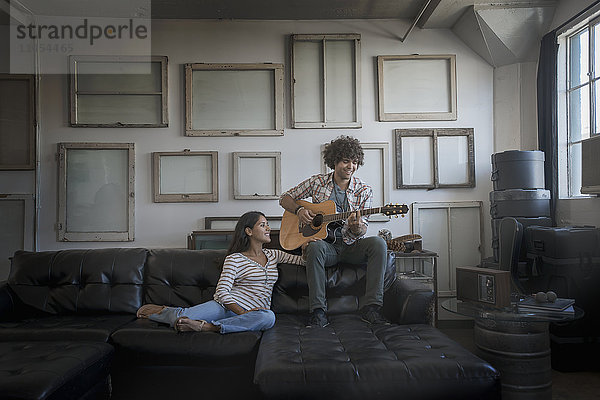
top-left (31, 19), bottom-right (494, 252)
top-left (550, 0), bottom-right (600, 227)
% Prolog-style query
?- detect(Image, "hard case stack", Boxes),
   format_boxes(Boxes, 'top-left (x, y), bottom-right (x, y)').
top-left (489, 150), bottom-right (552, 262)
top-left (526, 225), bottom-right (600, 371)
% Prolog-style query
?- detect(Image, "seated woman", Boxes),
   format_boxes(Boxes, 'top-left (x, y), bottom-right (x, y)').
top-left (137, 211), bottom-right (305, 333)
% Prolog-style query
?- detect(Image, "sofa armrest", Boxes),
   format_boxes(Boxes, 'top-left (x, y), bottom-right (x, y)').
top-left (382, 278), bottom-right (435, 325)
top-left (0, 282), bottom-right (17, 321)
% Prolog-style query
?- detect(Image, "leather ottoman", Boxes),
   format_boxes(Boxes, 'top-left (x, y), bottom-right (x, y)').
top-left (0, 341), bottom-right (113, 400)
top-left (254, 314), bottom-right (500, 400)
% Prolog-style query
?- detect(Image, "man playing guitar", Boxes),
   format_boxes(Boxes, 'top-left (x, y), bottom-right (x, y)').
top-left (279, 135), bottom-right (388, 328)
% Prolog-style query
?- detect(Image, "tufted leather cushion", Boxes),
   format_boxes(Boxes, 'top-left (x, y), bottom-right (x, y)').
top-left (272, 252), bottom-right (397, 315)
top-left (0, 314), bottom-right (135, 342)
top-left (254, 314), bottom-right (500, 400)
top-left (9, 248), bottom-right (147, 314)
top-left (144, 248), bottom-right (225, 306)
top-left (110, 318), bottom-right (262, 366)
top-left (0, 341), bottom-right (113, 400)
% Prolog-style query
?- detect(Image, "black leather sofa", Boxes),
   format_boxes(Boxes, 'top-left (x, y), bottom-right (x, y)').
top-left (0, 248), bottom-right (500, 399)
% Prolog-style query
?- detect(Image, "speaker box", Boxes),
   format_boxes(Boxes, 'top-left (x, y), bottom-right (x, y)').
top-left (456, 266), bottom-right (511, 307)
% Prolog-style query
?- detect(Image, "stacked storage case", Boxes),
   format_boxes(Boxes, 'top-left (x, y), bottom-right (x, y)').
top-left (525, 226), bottom-right (600, 371)
top-left (489, 150), bottom-right (552, 262)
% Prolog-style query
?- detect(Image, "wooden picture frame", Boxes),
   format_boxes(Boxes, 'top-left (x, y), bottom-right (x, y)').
top-left (69, 55), bottom-right (168, 127)
top-left (205, 216), bottom-right (282, 230)
top-left (152, 150), bottom-right (218, 202)
top-left (291, 34), bottom-right (361, 128)
top-left (232, 152), bottom-right (281, 199)
top-left (394, 128), bottom-right (475, 189)
top-left (185, 63), bottom-right (284, 136)
top-left (0, 74), bottom-right (35, 170)
top-left (377, 54), bottom-right (457, 121)
top-left (0, 194), bottom-right (34, 280)
top-left (57, 142), bottom-right (135, 241)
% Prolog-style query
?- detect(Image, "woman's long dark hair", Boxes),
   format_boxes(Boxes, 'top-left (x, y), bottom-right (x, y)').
top-left (226, 211), bottom-right (266, 255)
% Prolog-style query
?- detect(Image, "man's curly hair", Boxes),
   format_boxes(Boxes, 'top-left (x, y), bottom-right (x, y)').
top-left (322, 135), bottom-right (364, 170)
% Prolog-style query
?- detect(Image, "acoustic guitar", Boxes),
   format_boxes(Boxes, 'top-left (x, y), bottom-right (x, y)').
top-left (279, 199), bottom-right (409, 250)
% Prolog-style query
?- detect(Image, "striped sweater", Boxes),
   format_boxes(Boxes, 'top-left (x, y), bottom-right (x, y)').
top-left (214, 249), bottom-right (305, 311)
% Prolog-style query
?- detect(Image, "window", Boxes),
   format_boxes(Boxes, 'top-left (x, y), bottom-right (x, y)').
top-left (394, 128), bottom-right (475, 189)
top-left (69, 56), bottom-right (168, 127)
top-left (232, 152), bottom-right (281, 199)
top-left (57, 143), bottom-right (135, 241)
top-left (560, 16), bottom-right (600, 197)
top-left (290, 34), bottom-right (361, 128)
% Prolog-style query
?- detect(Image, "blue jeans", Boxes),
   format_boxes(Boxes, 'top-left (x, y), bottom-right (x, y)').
top-left (304, 236), bottom-right (387, 312)
top-left (148, 300), bottom-right (276, 334)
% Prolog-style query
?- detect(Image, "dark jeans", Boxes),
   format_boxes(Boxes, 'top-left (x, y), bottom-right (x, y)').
top-left (304, 236), bottom-right (387, 312)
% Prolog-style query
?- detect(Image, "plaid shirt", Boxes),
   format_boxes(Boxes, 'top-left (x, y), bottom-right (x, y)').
top-left (281, 172), bottom-right (373, 245)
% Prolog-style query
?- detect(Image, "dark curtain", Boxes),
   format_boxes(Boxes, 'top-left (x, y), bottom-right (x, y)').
top-left (537, 30), bottom-right (559, 225)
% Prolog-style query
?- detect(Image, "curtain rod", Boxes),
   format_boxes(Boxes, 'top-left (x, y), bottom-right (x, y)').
top-left (555, 0), bottom-right (600, 34)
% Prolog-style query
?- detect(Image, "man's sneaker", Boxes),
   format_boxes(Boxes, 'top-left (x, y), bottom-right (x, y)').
top-left (307, 308), bottom-right (330, 328)
top-left (360, 305), bottom-right (390, 325)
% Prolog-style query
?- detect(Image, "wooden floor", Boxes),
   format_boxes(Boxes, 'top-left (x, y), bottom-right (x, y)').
top-left (438, 320), bottom-right (600, 400)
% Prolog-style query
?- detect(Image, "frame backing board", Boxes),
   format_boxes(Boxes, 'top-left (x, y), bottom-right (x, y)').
top-left (57, 142), bottom-right (135, 241)
top-left (395, 128), bottom-right (475, 189)
top-left (377, 54), bottom-right (457, 121)
top-left (69, 55), bottom-right (168, 127)
top-left (152, 151), bottom-right (218, 202)
top-left (185, 63), bottom-right (284, 136)
top-left (232, 152), bottom-right (281, 199)
top-left (0, 74), bottom-right (35, 170)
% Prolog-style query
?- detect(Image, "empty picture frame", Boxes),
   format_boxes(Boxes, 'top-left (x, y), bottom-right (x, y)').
top-left (395, 128), bottom-right (474, 189)
top-left (0, 194), bottom-right (34, 281)
top-left (320, 142), bottom-right (390, 221)
top-left (185, 63), bottom-right (284, 136)
top-left (69, 55), bottom-right (168, 127)
top-left (205, 216), bottom-right (282, 230)
top-left (233, 152), bottom-right (281, 199)
top-left (57, 142), bottom-right (135, 241)
top-left (0, 74), bottom-right (35, 170)
top-left (291, 34), bottom-right (361, 128)
top-left (152, 150), bottom-right (218, 202)
top-left (377, 54), bottom-right (457, 121)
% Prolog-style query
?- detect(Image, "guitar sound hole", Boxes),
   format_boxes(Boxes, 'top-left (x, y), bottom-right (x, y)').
top-left (312, 214), bottom-right (323, 228)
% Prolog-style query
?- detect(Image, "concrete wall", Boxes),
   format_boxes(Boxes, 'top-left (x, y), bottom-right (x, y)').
top-left (31, 19), bottom-right (494, 251)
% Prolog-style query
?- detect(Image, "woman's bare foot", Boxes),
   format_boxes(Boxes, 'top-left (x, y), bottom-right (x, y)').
top-left (175, 317), bottom-right (219, 332)
top-left (136, 304), bottom-right (166, 319)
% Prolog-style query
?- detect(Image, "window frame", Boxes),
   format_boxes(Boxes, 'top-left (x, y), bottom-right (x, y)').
top-left (290, 33), bottom-right (362, 128)
top-left (69, 55), bottom-right (169, 127)
top-left (152, 150), bottom-right (218, 203)
top-left (184, 63), bottom-right (284, 136)
top-left (232, 152), bottom-right (281, 199)
top-left (57, 142), bottom-right (135, 242)
top-left (560, 15), bottom-right (600, 198)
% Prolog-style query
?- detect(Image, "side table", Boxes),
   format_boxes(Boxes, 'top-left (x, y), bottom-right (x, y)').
top-left (391, 250), bottom-right (438, 326)
top-left (442, 298), bottom-right (583, 400)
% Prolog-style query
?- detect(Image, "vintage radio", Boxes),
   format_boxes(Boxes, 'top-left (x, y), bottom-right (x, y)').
top-left (456, 266), bottom-right (511, 307)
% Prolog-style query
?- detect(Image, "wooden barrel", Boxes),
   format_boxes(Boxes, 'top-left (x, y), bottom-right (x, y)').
top-left (474, 319), bottom-right (551, 400)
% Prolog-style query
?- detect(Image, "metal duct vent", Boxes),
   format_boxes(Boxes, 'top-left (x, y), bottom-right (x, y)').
top-left (452, 4), bottom-right (555, 67)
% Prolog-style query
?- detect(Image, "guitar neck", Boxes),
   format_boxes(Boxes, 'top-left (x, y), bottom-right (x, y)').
top-left (323, 207), bottom-right (383, 223)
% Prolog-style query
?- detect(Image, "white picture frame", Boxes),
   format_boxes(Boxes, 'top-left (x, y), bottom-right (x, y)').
top-left (232, 152), bottom-right (281, 199)
top-left (377, 54), bottom-right (457, 121)
top-left (57, 142), bottom-right (135, 241)
top-left (320, 142), bottom-right (390, 221)
top-left (152, 150), bottom-right (218, 202)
